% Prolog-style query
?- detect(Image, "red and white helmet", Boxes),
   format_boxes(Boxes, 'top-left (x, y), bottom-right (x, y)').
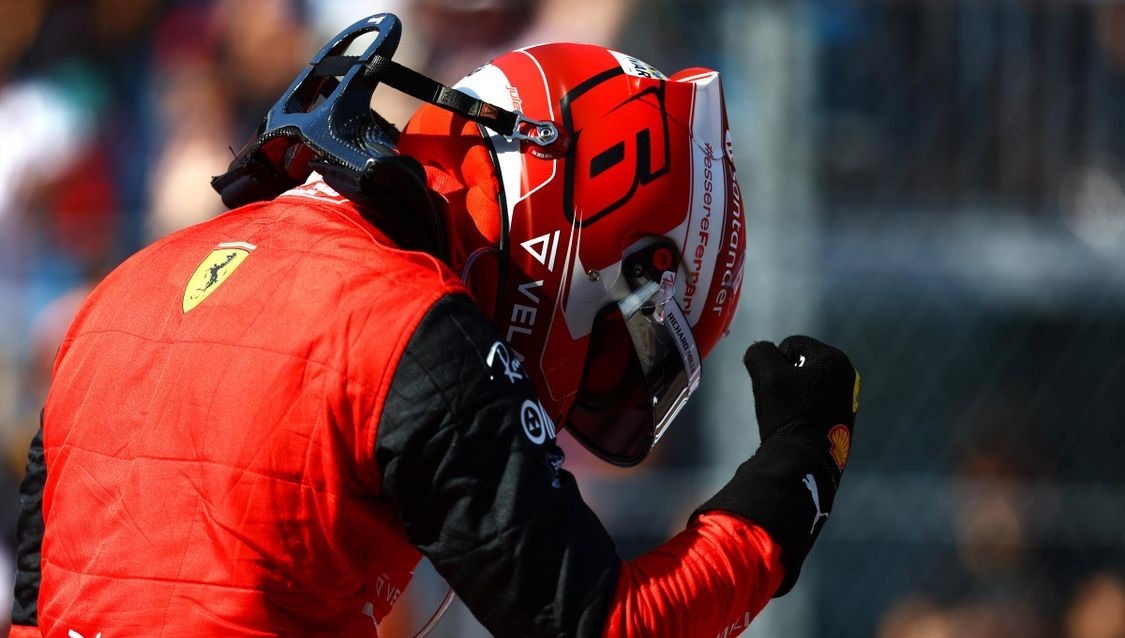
top-left (400, 43), bottom-right (746, 466)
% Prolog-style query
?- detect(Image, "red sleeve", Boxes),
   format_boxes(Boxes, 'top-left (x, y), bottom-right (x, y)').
top-left (9, 625), bottom-right (42, 638)
top-left (603, 512), bottom-right (785, 638)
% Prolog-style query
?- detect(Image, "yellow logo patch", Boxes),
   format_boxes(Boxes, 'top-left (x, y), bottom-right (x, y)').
top-left (852, 370), bottom-right (861, 413)
top-left (828, 424), bottom-right (851, 470)
top-left (182, 242), bottom-right (255, 313)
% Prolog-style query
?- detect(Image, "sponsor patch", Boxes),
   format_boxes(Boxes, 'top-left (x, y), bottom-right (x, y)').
top-left (661, 298), bottom-right (702, 394)
top-left (802, 473), bottom-right (831, 535)
top-left (828, 424), bottom-right (851, 471)
top-left (520, 230), bottom-right (560, 272)
top-left (609, 50), bottom-right (667, 80)
top-left (486, 341), bottom-right (524, 384)
top-left (520, 399), bottom-right (557, 445)
top-left (182, 242), bottom-right (255, 313)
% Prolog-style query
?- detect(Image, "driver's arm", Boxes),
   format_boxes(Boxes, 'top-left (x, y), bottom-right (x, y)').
top-left (376, 294), bottom-right (785, 637)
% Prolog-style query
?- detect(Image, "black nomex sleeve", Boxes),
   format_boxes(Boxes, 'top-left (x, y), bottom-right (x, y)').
top-left (376, 294), bottom-right (620, 638)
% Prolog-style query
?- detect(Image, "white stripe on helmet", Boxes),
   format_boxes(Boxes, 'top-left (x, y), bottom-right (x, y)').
top-left (678, 71), bottom-right (727, 327)
top-left (453, 64), bottom-right (524, 224)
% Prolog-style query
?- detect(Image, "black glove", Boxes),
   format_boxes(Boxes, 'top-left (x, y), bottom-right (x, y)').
top-left (694, 335), bottom-right (859, 596)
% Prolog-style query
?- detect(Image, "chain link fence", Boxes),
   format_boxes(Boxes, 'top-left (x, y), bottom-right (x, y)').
top-left (2, 1), bottom-right (1124, 637)
top-left (688, 2), bottom-right (1125, 637)
top-left (413, 3), bottom-right (1125, 636)
top-left (806, 3), bottom-right (1125, 635)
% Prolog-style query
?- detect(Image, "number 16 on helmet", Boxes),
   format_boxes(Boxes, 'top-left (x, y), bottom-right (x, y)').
top-left (402, 43), bottom-right (746, 466)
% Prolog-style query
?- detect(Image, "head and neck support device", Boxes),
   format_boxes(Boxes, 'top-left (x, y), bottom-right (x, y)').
top-left (210, 13), bottom-right (563, 257)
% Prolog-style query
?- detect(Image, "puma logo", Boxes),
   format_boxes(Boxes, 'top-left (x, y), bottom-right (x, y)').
top-left (802, 473), bottom-right (830, 535)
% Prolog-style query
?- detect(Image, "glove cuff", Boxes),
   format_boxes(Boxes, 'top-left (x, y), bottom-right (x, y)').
top-left (693, 434), bottom-right (838, 596)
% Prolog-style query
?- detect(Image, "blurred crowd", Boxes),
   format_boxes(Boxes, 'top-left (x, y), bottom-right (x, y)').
top-left (870, 432), bottom-right (1125, 638)
top-left (811, 4), bottom-right (1125, 637)
top-left (2, 1), bottom-right (1125, 637)
top-left (878, 571), bottom-right (1125, 638)
top-left (0, 0), bottom-right (644, 634)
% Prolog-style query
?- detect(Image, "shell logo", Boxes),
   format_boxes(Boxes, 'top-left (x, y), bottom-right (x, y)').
top-left (828, 424), bottom-right (851, 471)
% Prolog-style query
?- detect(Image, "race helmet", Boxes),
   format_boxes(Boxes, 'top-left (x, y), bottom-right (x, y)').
top-left (400, 43), bottom-right (746, 466)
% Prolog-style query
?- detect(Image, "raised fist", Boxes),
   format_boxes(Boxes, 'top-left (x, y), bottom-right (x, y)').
top-left (744, 335), bottom-right (859, 484)
top-left (695, 335), bottom-right (860, 596)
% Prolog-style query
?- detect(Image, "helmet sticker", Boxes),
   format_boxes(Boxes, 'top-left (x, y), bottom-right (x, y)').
top-left (560, 76), bottom-right (672, 227)
top-left (608, 50), bottom-right (668, 80)
top-left (679, 72), bottom-right (729, 326)
top-left (520, 230), bottom-right (561, 272)
top-left (661, 296), bottom-right (702, 394)
top-left (681, 143), bottom-right (723, 320)
top-left (504, 279), bottom-right (544, 352)
top-left (710, 130), bottom-right (744, 318)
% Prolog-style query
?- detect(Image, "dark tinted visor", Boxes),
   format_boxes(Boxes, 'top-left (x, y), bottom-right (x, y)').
top-left (567, 280), bottom-right (702, 466)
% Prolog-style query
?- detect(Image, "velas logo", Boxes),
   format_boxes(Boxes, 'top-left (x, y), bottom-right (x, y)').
top-left (182, 241), bottom-right (255, 313)
top-left (828, 424), bottom-right (851, 471)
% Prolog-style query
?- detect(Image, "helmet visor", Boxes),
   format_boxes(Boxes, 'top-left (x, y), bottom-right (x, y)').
top-left (567, 277), bottom-right (702, 466)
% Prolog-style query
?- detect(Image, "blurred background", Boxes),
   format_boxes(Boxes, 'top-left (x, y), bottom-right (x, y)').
top-left (2, 0), bottom-right (1124, 636)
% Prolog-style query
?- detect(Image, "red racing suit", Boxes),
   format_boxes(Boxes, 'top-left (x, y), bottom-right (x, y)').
top-left (12, 180), bottom-right (784, 637)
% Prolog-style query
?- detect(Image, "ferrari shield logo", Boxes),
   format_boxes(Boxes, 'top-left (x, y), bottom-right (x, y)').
top-left (182, 242), bottom-right (255, 313)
